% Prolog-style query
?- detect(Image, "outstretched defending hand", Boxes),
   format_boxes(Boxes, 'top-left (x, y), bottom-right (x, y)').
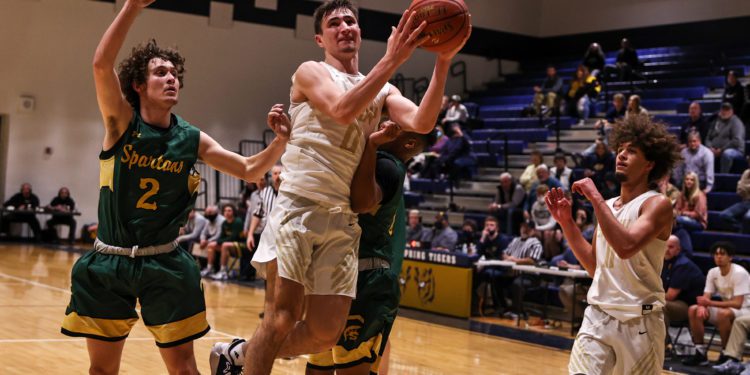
top-left (267, 104), bottom-right (290, 141)
top-left (370, 121), bottom-right (401, 147)
top-left (437, 15), bottom-right (472, 61)
top-left (384, 10), bottom-right (429, 67)
top-left (127, 0), bottom-right (156, 8)
top-left (571, 178), bottom-right (603, 203)
top-left (545, 187), bottom-right (574, 226)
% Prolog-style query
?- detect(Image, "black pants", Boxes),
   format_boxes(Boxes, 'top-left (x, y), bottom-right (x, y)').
top-left (2, 212), bottom-right (42, 240)
top-left (47, 215), bottom-right (76, 243)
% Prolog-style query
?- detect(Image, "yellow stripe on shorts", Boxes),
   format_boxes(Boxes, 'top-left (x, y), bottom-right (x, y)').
top-left (146, 310), bottom-right (209, 345)
top-left (62, 311), bottom-right (137, 339)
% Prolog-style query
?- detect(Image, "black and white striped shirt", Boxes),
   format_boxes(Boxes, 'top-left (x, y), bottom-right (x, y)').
top-left (503, 236), bottom-right (543, 262)
top-left (252, 186), bottom-right (278, 234)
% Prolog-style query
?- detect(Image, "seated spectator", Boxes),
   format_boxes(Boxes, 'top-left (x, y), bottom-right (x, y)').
top-left (489, 172), bottom-right (526, 236)
top-left (527, 164), bottom-right (562, 211)
top-left (674, 131), bottom-right (714, 192)
top-left (674, 172), bottom-right (708, 232)
top-left (723, 70), bottom-right (746, 116)
top-left (456, 219), bottom-right (479, 253)
top-left (495, 221), bottom-right (544, 317)
top-left (406, 209), bottom-right (433, 246)
top-left (662, 235), bottom-right (705, 330)
top-left (683, 242), bottom-right (750, 366)
top-left (583, 140), bottom-right (615, 191)
top-left (431, 212), bottom-right (458, 251)
top-left (550, 153), bottom-right (572, 190)
top-left (441, 94), bottom-right (468, 129)
top-left (707, 102), bottom-right (746, 173)
top-left (712, 315), bottom-right (750, 373)
top-left (199, 205), bottom-right (225, 275)
top-left (1, 182), bottom-right (42, 241)
top-left (680, 101), bottom-right (711, 145)
top-left (533, 66), bottom-right (563, 116)
top-left (45, 187), bottom-right (77, 244)
top-left (205, 204), bottom-right (246, 281)
top-left (566, 65), bottom-right (600, 121)
top-left (582, 42), bottom-right (605, 76)
top-left (177, 209), bottom-right (207, 253)
top-left (426, 123), bottom-right (474, 183)
top-left (474, 216), bottom-right (512, 314)
top-left (519, 150), bottom-right (543, 192)
top-left (529, 184), bottom-right (560, 259)
top-left (612, 38), bottom-right (640, 81)
top-left (625, 94), bottom-right (648, 119)
top-left (409, 125), bottom-right (447, 178)
top-left (718, 167), bottom-right (750, 234)
top-left (590, 93), bottom-right (626, 151)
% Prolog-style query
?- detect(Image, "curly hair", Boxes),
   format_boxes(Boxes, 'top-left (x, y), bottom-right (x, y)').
top-left (117, 39), bottom-right (185, 109)
top-left (609, 114), bottom-right (681, 186)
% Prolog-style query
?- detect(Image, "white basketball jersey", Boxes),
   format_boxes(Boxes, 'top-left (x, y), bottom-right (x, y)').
top-left (280, 62), bottom-right (391, 208)
top-left (587, 190), bottom-right (667, 322)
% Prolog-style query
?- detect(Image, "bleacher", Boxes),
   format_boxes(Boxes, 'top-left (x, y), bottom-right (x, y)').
top-left (408, 43), bottom-right (750, 308)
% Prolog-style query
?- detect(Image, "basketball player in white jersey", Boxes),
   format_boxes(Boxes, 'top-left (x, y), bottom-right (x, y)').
top-left (209, 1), bottom-right (471, 374)
top-left (546, 114), bottom-right (681, 374)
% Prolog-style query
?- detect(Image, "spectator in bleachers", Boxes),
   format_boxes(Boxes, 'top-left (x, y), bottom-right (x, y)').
top-left (489, 172), bottom-right (526, 235)
top-left (205, 204), bottom-right (245, 281)
top-left (582, 43), bottom-right (605, 76)
top-left (520, 151), bottom-right (543, 192)
top-left (533, 66), bottom-right (563, 116)
top-left (431, 212), bottom-right (458, 251)
top-left (662, 235), bottom-right (705, 330)
top-left (426, 123), bottom-right (474, 182)
top-left (684, 242), bottom-right (750, 367)
top-left (680, 101), bottom-right (711, 145)
top-left (406, 209), bottom-right (433, 247)
top-left (456, 219), bottom-right (479, 254)
top-left (583, 140), bottom-right (616, 191)
top-left (177, 209), bottom-right (207, 255)
top-left (723, 70), bottom-right (746, 116)
top-left (441, 94), bottom-right (468, 129)
top-left (474, 216), bottom-right (512, 314)
top-left (198, 205), bottom-right (225, 274)
top-left (1, 183), bottom-right (42, 241)
top-left (591, 93), bottom-right (627, 149)
top-left (659, 174), bottom-right (682, 207)
top-left (613, 38), bottom-right (640, 81)
top-left (625, 94), bottom-right (648, 119)
top-left (675, 131), bottom-right (714, 192)
top-left (600, 172), bottom-right (621, 200)
top-left (45, 187), bottom-right (77, 244)
top-left (528, 164), bottom-right (562, 209)
top-left (529, 184), bottom-right (561, 259)
top-left (674, 172), bottom-right (708, 233)
top-left (718, 167), bottom-right (750, 234)
top-left (550, 153), bottom-right (572, 190)
top-left (707, 102), bottom-right (746, 173)
top-left (566, 65), bottom-right (601, 122)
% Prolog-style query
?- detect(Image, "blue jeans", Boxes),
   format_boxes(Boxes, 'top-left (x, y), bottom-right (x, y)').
top-left (720, 148), bottom-right (744, 173)
top-left (676, 215), bottom-right (704, 232)
top-left (719, 201), bottom-right (750, 233)
top-left (577, 96), bottom-right (590, 120)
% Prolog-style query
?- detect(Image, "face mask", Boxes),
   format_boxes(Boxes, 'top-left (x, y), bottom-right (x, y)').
top-left (463, 230), bottom-right (473, 238)
top-left (205, 214), bottom-right (217, 222)
top-left (434, 221), bottom-right (444, 230)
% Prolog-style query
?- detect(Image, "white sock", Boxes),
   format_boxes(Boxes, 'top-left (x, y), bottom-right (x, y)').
top-left (227, 341), bottom-right (245, 365)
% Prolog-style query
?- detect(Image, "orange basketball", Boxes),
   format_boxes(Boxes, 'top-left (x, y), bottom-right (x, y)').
top-left (407, 0), bottom-right (470, 53)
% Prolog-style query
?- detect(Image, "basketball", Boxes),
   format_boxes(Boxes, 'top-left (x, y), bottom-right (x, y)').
top-left (407, 0), bottom-right (470, 53)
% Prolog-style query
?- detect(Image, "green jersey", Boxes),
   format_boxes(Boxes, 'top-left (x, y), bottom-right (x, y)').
top-left (97, 110), bottom-right (201, 247)
top-left (357, 151), bottom-right (406, 263)
top-left (217, 217), bottom-right (244, 244)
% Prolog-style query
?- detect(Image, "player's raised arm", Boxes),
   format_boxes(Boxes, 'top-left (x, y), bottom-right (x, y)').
top-left (572, 178), bottom-right (673, 259)
top-left (293, 10), bottom-right (427, 126)
top-left (386, 21), bottom-right (472, 134)
top-left (350, 121), bottom-right (401, 213)
top-left (199, 104), bottom-right (290, 182)
top-left (93, 0), bottom-right (154, 149)
top-left (546, 187), bottom-right (596, 276)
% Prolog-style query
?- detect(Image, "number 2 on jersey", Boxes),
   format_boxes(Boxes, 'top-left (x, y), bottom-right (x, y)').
top-left (136, 178), bottom-right (159, 210)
